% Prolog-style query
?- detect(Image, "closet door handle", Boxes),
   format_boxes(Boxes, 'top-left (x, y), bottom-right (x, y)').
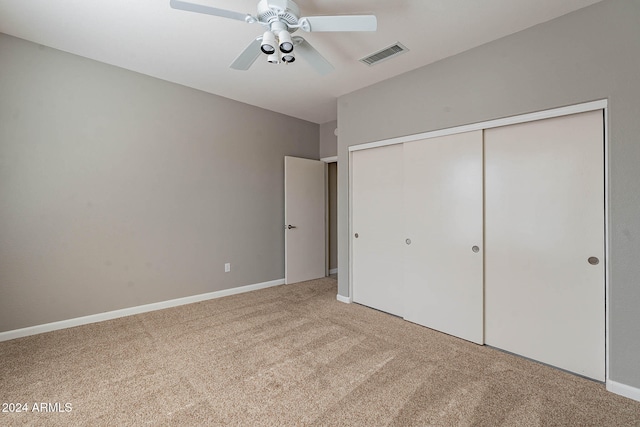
top-left (472, 246), bottom-right (480, 253)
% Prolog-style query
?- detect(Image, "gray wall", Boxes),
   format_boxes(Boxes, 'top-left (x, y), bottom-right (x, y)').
top-left (337, 0), bottom-right (640, 389)
top-left (0, 33), bottom-right (319, 332)
top-left (319, 120), bottom-right (337, 159)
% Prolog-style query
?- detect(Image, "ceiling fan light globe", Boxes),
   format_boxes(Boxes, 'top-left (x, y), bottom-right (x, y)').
top-left (282, 51), bottom-right (295, 63)
top-left (261, 31), bottom-right (277, 55)
top-left (267, 52), bottom-right (280, 64)
top-left (278, 30), bottom-right (294, 53)
top-left (261, 45), bottom-right (276, 54)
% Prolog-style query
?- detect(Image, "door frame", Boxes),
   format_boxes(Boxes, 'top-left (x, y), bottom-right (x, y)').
top-left (347, 99), bottom-right (610, 381)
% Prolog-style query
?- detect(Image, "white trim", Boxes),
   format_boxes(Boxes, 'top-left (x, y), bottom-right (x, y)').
top-left (604, 107), bottom-right (611, 383)
top-left (348, 146), bottom-right (354, 305)
top-left (607, 380), bottom-right (640, 402)
top-left (325, 162), bottom-right (330, 277)
top-left (329, 268), bottom-right (338, 275)
top-left (349, 100), bottom-right (608, 153)
top-left (336, 294), bottom-right (352, 304)
top-left (0, 278), bottom-right (285, 342)
top-left (321, 156), bottom-right (338, 163)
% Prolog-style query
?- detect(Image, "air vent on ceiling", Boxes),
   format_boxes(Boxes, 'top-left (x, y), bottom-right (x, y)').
top-left (360, 42), bottom-right (409, 66)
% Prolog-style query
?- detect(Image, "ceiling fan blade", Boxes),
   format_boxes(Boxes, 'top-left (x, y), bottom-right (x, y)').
top-left (230, 38), bottom-right (263, 71)
top-left (298, 15), bottom-right (377, 32)
top-left (170, 0), bottom-right (250, 22)
top-left (293, 37), bottom-right (334, 76)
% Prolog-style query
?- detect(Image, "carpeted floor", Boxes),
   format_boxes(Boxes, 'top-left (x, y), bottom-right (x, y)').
top-left (1, 277), bottom-right (639, 426)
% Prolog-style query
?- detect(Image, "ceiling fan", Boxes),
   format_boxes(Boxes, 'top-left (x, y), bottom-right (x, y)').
top-left (170, 0), bottom-right (377, 75)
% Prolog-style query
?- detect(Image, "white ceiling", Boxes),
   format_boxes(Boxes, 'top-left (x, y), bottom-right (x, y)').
top-left (0, 0), bottom-right (602, 124)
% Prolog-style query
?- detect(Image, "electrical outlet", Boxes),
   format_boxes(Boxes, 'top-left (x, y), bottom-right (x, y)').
top-left (224, 263), bottom-right (231, 273)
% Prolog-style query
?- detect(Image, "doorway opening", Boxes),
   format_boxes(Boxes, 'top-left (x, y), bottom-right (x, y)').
top-left (322, 157), bottom-right (338, 278)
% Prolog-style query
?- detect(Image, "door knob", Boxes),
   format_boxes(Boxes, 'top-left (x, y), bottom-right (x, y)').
top-left (472, 246), bottom-right (480, 253)
top-left (406, 238), bottom-right (411, 245)
top-left (354, 233), bottom-right (359, 238)
top-left (286, 225), bottom-right (297, 230)
top-left (588, 257), bottom-right (599, 265)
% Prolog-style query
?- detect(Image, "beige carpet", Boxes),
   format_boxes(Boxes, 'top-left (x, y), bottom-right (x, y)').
top-left (1, 277), bottom-right (639, 426)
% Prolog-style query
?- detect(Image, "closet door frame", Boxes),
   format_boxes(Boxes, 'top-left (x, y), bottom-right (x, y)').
top-left (348, 99), bottom-right (609, 380)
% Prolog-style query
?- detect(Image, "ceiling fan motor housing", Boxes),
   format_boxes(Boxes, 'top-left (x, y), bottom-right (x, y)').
top-left (257, 0), bottom-right (300, 31)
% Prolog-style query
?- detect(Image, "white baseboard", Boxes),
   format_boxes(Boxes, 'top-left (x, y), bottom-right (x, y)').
top-left (336, 294), bottom-right (352, 304)
top-left (607, 380), bottom-right (640, 402)
top-left (329, 268), bottom-right (338, 275)
top-left (0, 278), bottom-right (285, 342)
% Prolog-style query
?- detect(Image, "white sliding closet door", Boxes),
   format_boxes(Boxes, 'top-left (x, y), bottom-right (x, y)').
top-left (352, 144), bottom-right (404, 316)
top-left (403, 131), bottom-right (484, 344)
top-left (484, 111), bottom-right (605, 381)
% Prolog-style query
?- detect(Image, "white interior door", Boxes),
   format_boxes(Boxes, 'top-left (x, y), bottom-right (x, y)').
top-left (352, 144), bottom-right (404, 316)
top-left (403, 131), bottom-right (484, 344)
top-left (284, 156), bottom-right (325, 284)
top-left (484, 111), bottom-right (605, 380)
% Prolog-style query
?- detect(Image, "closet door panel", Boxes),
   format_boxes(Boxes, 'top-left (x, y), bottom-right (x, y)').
top-left (484, 111), bottom-right (605, 380)
top-left (403, 131), bottom-right (484, 344)
top-left (352, 144), bottom-right (404, 316)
